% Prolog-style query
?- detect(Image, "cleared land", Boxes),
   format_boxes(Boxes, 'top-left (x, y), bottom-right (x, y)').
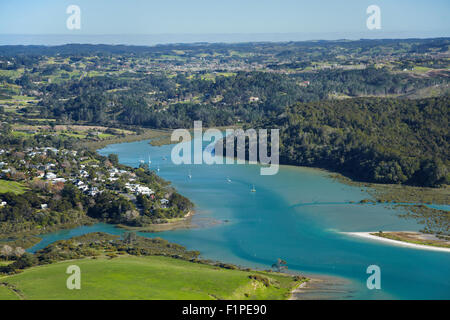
top-left (0, 180), bottom-right (26, 195)
top-left (0, 285), bottom-right (18, 300)
top-left (0, 255), bottom-right (302, 300)
top-left (330, 173), bottom-right (450, 205)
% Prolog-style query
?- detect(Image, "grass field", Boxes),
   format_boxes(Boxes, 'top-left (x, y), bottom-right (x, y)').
top-left (0, 68), bottom-right (25, 79)
top-left (0, 256), bottom-right (302, 300)
top-left (0, 285), bottom-right (18, 300)
top-left (0, 180), bottom-right (27, 195)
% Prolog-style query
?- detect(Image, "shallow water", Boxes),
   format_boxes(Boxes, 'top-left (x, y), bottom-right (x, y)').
top-left (30, 138), bottom-right (450, 299)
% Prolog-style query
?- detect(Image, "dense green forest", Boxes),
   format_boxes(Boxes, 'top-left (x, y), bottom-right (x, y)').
top-left (32, 68), bottom-right (447, 128)
top-left (257, 96), bottom-right (449, 187)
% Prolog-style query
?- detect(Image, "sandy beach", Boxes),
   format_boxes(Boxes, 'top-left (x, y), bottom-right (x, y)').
top-left (344, 232), bottom-right (450, 253)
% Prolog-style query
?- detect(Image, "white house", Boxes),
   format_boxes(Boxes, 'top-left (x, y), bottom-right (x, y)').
top-left (45, 163), bottom-right (56, 170)
top-left (88, 187), bottom-right (100, 196)
top-left (79, 170), bottom-right (89, 178)
top-left (45, 172), bottom-right (57, 180)
top-left (160, 198), bottom-right (169, 208)
top-left (44, 147), bottom-right (58, 154)
top-left (136, 186), bottom-right (154, 196)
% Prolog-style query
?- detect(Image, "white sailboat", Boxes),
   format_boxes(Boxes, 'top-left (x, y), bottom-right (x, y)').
top-left (148, 155), bottom-right (152, 165)
top-left (251, 184), bottom-right (256, 192)
top-left (226, 177), bottom-right (232, 183)
top-left (188, 170), bottom-right (192, 179)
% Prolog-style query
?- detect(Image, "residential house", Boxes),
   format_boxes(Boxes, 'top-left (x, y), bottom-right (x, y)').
top-left (45, 172), bottom-right (57, 180)
top-left (160, 198), bottom-right (169, 208)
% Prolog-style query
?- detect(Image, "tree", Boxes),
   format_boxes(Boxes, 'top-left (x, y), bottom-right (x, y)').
top-left (271, 258), bottom-right (288, 272)
top-left (10, 252), bottom-right (37, 270)
top-left (1, 245), bottom-right (13, 260)
top-left (108, 154), bottom-right (119, 166)
top-left (170, 193), bottom-right (193, 213)
top-left (123, 231), bottom-right (137, 244)
top-left (14, 247), bottom-right (25, 257)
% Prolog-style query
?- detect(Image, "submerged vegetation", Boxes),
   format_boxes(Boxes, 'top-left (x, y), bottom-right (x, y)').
top-left (397, 205), bottom-right (449, 238)
top-left (330, 173), bottom-right (449, 237)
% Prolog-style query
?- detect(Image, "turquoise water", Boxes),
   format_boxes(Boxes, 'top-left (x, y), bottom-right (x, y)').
top-left (30, 138), bottom-right (450, 299)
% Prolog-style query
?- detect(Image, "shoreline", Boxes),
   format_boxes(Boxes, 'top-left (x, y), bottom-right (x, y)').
top-left (148, 124), bottom-right (243, 147)
top-left (116, 210), bottom-right (196, 233)
top-left (289, 275), bottom-right (356, 300)
top-left (343, 232), bottom-right (450, 253)
top-left (98, 129), bottom-right (449, 206)
top-left (289, 281), bottom-right (308, 300)
top-left (94, 133), bottom-right (198, 232)
top-left (85, 128), bottom-right (171, 151)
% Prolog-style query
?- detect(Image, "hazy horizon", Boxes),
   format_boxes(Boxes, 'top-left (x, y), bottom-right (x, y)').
top-left (1, 31), bottom-right (449, 47)
top-left (1, 0), bottom-right (449, 46)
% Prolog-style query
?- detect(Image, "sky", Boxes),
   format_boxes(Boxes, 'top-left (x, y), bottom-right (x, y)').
top-left (0, 0), bottom-right (449, 44)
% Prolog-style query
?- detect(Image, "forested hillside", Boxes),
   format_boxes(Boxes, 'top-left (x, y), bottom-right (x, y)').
top-left (260, 96), bottom-right (449, 187)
